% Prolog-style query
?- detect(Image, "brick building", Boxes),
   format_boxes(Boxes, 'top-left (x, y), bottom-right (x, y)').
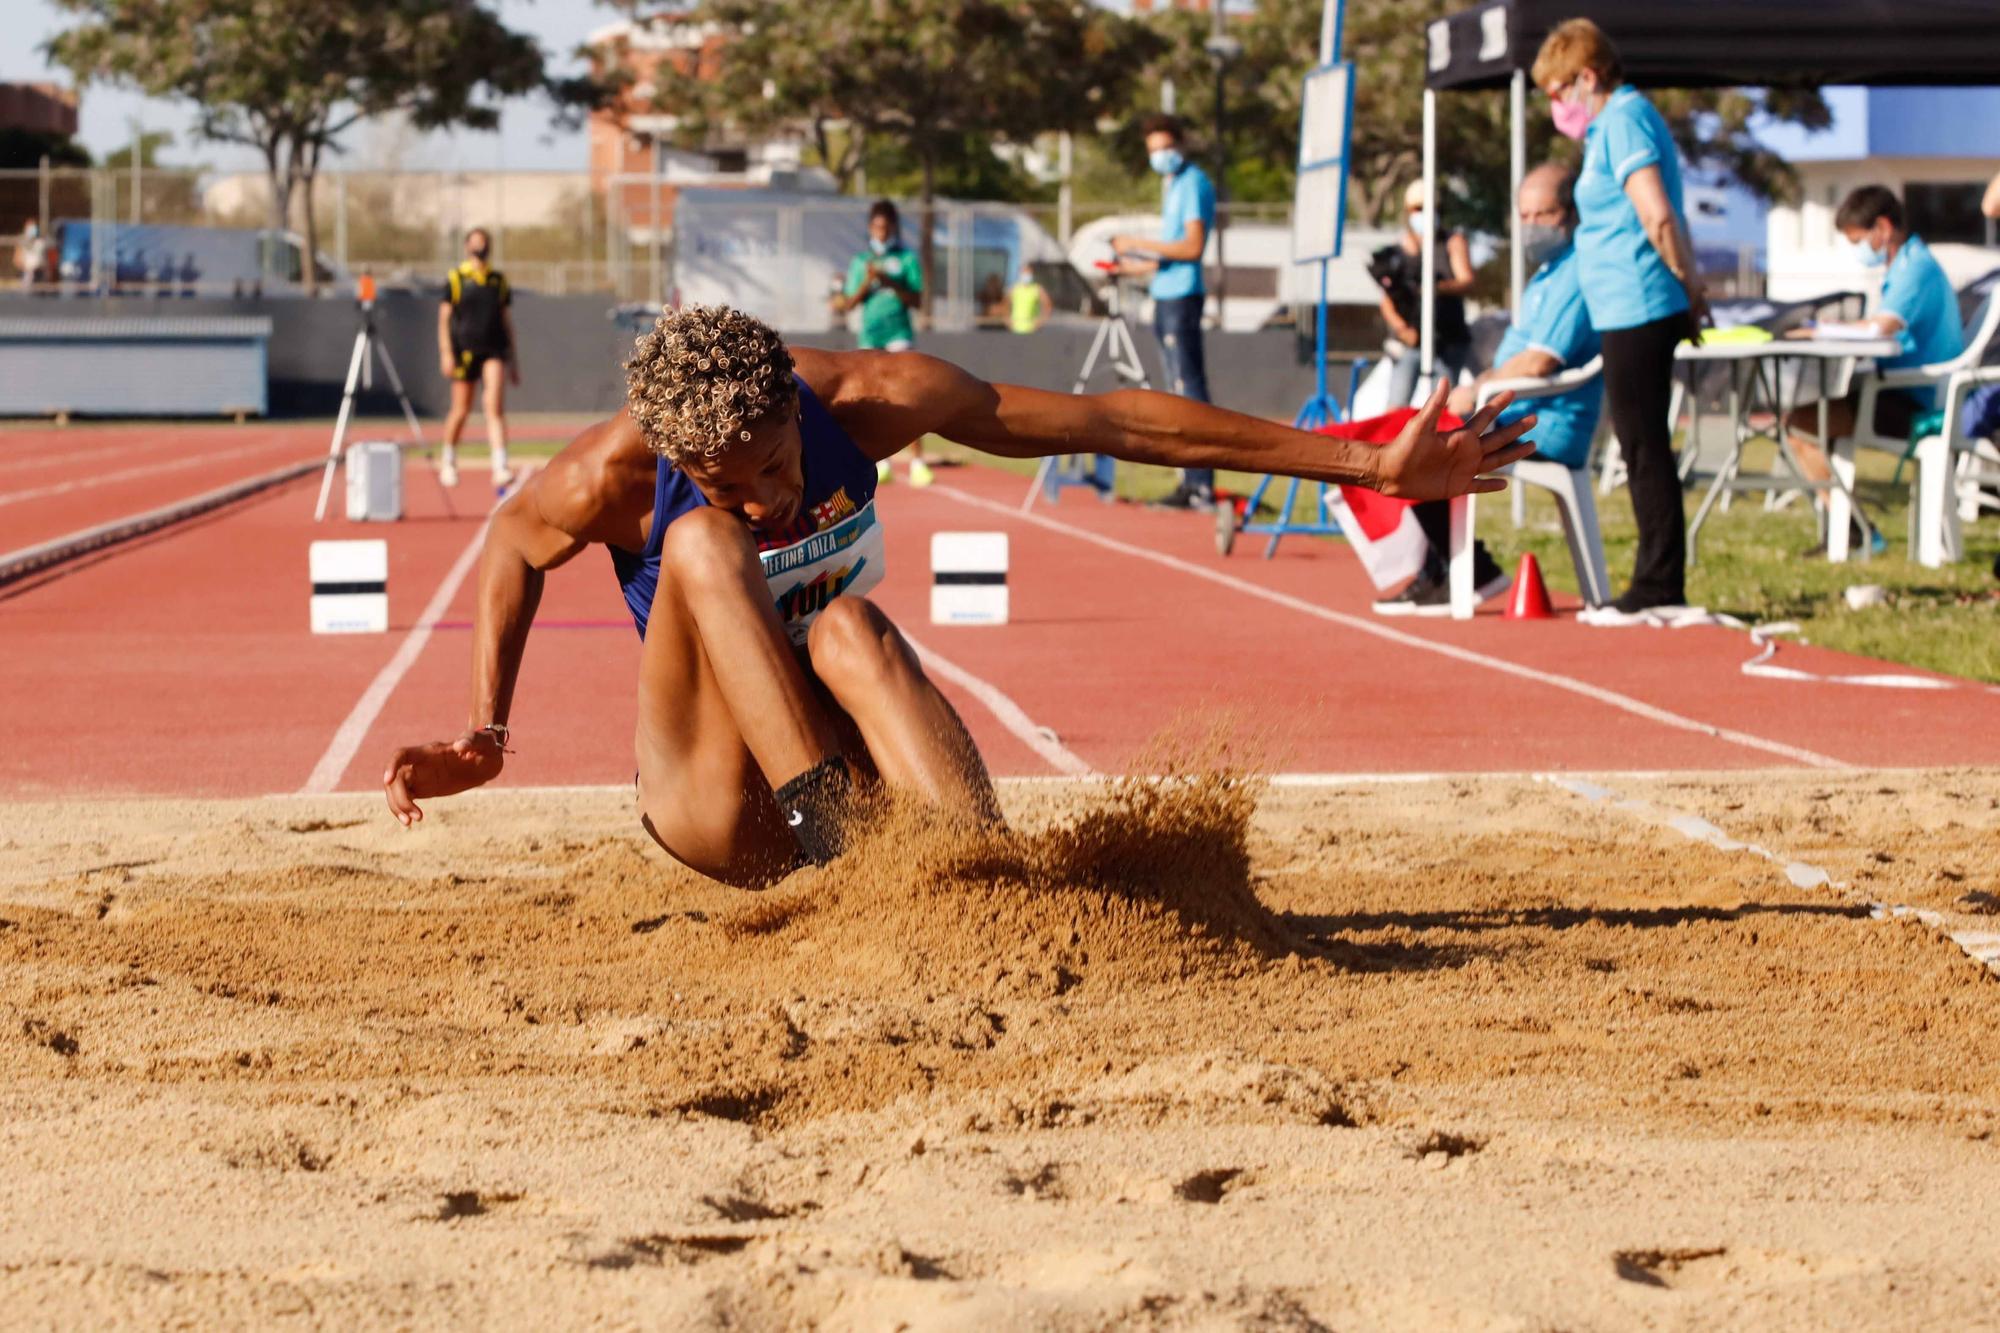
top-left (0, 83), bottom-right (80, 138)
top-left (585, 14), bottom-right (834, 243)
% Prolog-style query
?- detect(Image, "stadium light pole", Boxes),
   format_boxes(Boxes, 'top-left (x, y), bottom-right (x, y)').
top-left (1205, 6), bottom-right (1242, 332)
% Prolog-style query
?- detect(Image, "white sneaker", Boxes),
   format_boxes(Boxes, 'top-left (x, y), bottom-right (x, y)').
top-left (876, 458), bottom-right (893, 485)
top-left (909, 458), bottom-right (935, 488)
top-left (438, 456), bottom-right (459, 488)
top-left (492, 464), bottom-right (515, 490)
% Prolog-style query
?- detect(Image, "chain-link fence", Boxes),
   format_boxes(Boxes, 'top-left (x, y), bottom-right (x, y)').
top-left (0, 164), bottom-right (617, 299)
top-left (0, 163), bottom-right (1320, 325)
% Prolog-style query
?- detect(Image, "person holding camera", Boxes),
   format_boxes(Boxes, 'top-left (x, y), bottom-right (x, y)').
top-left (835, 200), bottom-right (932, 486)
top-left (1110, 113), bottom-right (1218, 511)
top-left (1374, 179), bottom-right (1478, 409)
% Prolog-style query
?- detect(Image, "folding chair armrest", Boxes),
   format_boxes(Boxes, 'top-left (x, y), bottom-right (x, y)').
top-left (1474, 355), bottom-right (1603, 410)
top-left (1928, 364), bottom-right (2000, 448)
top-left (1947, 364), bottom-right (2000, 390)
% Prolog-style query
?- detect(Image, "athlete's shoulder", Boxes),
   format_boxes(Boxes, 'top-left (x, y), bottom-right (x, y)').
top-left (790, 344), bottom-right (863, 405)
top-left (535, 410), bottom-right (654, 539)
top-left (796, 344), bottom-right (976, 420)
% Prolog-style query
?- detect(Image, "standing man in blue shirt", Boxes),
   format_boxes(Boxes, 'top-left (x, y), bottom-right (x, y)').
top-left (1110, 114), bottom-right (1218, 510)
top-left (1377, 164), bottom-right (1603, 615)
top-left (1785, 185), bottom-right (1966, 519)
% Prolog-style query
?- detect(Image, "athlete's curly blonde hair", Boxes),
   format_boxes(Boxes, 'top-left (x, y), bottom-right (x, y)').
top-left (624, 305), bottom-right (798, 464)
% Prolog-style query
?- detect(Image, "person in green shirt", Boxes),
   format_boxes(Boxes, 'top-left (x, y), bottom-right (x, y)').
top-left (1008, 261), bottom-right (1050, 335)
top-left (835, 200), bottom-right (931, 484)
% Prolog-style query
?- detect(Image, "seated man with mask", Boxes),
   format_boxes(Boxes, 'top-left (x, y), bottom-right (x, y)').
top-left (1375, 163), bottom-right (1602, 616)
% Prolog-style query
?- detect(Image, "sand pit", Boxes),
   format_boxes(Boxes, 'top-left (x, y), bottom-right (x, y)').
top-left (4, 770), bottom-right (1999, 1328)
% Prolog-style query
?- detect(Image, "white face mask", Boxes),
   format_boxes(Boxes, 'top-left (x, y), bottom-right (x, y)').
top-left (868, 236), bottom-right (890, 255)
top-left (1846, 233), bottom-right (1887, 268)
top-left (1406, 209), bottom-right (1430, 238)
top-left (1148, 148), bottom-right (1184, 177)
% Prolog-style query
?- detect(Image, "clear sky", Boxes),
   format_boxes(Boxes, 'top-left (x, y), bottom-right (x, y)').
top-left (0, 0), bottom-right (604, 172)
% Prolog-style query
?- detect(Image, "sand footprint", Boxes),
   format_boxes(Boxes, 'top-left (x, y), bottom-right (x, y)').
top-left (1613, 1246), bottom-right (1728, 1288)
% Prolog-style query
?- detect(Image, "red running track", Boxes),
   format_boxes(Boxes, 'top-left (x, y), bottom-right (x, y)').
top-left (0, 418), bottom-right (599, 554)
top-left (3, 447), bottom-right (1998, 802)
top-left (0, 423), bottom-right (342, 553)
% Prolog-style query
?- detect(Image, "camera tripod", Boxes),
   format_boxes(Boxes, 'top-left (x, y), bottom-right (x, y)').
top-left (1023, 261), bottom-right (1155, 511)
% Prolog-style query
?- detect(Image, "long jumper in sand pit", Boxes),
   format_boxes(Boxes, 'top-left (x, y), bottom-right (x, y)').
top-left (382, 306), bottom-right (1537, 886)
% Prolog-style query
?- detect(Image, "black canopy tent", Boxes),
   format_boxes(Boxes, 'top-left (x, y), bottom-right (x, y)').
top-left (1409, 0), bottom-right (2000, 381)
top-left (1426, 0), bottom-right (2000, 93)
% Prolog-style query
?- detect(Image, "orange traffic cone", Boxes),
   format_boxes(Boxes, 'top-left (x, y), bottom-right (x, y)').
top-left (1506, 552), bottom-right (1555, 620)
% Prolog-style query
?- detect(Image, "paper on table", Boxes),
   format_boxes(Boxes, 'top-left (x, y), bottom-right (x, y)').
top-left (1809, 322), bottom-right (1890, 341)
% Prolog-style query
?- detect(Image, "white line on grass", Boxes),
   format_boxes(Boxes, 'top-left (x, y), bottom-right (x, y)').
top-left (933, 484), bottom-right (1849, 771)
top-left (901, 630), bottom-right (1096, 777)
top-left (298, 517), bottom-right (492, 795)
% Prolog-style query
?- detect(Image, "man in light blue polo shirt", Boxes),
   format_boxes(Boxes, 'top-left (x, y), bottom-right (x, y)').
top-left (1378, 164), bottom-right (1602, 616)
top-left (1111, 113), bottom-right (1217, 510)
top-left (1787, 185), bottom-right (1967, 491)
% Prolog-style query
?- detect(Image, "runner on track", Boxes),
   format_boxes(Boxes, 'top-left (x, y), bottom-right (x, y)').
top-left (382, 306), bottom-right (1537, 886)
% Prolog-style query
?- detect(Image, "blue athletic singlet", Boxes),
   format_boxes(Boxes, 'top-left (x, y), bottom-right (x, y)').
top-left (608, 377), bottom-right (884, 645)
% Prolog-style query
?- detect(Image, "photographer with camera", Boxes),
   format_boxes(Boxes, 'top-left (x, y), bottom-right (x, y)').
top-left (1373, 179), bottom-right (1478, 409)
top-left (1109, 113), bottom-right (1218, 511)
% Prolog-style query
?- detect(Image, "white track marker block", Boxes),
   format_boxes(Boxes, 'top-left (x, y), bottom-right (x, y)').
top-left (931, 531), bottom-right (1009, 626)
top-left (310, 539), bottom-right (389, 634)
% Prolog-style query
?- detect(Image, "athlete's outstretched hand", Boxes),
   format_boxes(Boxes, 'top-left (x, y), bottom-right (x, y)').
top-left (1371, 381), bottom-right (1538, 501)
top-left (383, 730), bottom-right (505, 826)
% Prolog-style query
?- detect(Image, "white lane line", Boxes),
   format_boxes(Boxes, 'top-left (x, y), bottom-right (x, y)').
top-left (298, 518), bottom-right (492, 795)
top-left (901, 629), bottom-right (1096, 777)
top-left (933, 484), bottom-right (1849, 771)
top-left (263, 765), bottom-right (1981, 800)
top-left (1543, 774), bottom-right (2000, 978)
top-left (0, 439), bottom-right (181, 474)
top-left (0, 439), bottom-right (307, 507)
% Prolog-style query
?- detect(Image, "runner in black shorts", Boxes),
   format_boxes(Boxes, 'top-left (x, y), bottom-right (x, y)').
top-left (437, 227), bottom-right (518, 489)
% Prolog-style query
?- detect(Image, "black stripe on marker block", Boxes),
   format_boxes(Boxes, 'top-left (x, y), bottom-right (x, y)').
top-left (311, 580), bottom-right (388, 596)
top-left (932, 571), bottom-right (1007, 586)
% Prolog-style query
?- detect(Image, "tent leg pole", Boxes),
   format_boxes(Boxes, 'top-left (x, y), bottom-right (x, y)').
top-left (1420, 87), bottom-right (1437, 389)
top-left (1510, 70), bottom-right (1526, 313)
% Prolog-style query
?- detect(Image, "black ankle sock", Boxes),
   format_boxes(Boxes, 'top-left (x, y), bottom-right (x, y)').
top-left (774, 755), bottom-right (852, 866)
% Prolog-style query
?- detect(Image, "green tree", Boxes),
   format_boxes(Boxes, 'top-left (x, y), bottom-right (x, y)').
top-left (0, 127), bottom-right (91, 170)
top-left (612, 0), bottom-right (1161, 312)
top-left (101, 129), bottom-right (208, 226)
top-left (47, 0), bottom-right (552, 294)
top-left (1126, 0), bottom-right (1829, 230)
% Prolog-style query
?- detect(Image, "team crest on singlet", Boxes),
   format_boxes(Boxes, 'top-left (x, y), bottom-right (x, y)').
top-left (756, 486), bottom-right (885, 645)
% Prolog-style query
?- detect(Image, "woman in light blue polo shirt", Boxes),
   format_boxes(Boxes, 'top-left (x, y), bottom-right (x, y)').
top-left (1534, 19), bottom-right (1708, 613)
top-left (1784, 185), bottom-right (1966, 502)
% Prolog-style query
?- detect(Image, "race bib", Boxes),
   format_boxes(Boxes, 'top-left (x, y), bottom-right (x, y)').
top-left (759, 498), bottom-right (885, 645)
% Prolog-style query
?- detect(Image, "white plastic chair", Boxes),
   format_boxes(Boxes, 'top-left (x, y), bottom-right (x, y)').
top-left (1911, 362), bottom-right (2000, 567)
top-left (1827, 293), bottom-right (2000, 554)
top-left (1448, 356), bottom-right (1613, 619)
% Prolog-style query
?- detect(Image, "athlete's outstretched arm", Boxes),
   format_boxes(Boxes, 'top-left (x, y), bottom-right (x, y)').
top-left (382, 456), bottom-right (592, 824)
top-left (824, 350), bottom-right (1536, 502)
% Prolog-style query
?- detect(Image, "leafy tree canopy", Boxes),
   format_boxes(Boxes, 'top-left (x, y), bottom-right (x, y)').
top-left (0, 127), bottom-right (91, 170)
top-left (48, 0), bottom-right (559, 291)
top-left (1126, 0), bottom-right (1830, 229)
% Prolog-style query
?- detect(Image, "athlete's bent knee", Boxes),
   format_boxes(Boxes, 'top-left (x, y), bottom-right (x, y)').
top-left (660, 506), bottom-right (756, 593)
top-left (808, 596), bottom-right (910, 693)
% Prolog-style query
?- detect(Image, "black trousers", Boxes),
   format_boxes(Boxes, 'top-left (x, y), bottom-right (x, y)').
top-left (1602, 314), bottom-right (1687, 604)
top-left (1410, 498), bottom-right (1497, 580)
